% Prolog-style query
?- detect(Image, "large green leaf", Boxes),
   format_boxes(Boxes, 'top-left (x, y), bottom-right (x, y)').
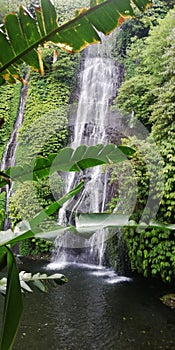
top-left (0, 246), bottom-right (7, 272)
top-left (0, 247), bottom-right (67, 350)
top-left (0, 247), bottom-right (23, 350)
top-left (0, 181), bottom-right (84, 247)
top-left (30, 180), bottom-right (84, 228)
top-left (0, 0), bottom-right (152, 83)
top-left (0, 222), bottom-right (75, 247)
top-left (90, 0), bottom-right (151, 9)
top-left (75, 214), bottom-right (175, 237)
top-left (75, 213), bottom-right (130, 234)
top-left (0, 215), bottom-right (174, 247)
top-left (0, 144), bottom-right (135, 187)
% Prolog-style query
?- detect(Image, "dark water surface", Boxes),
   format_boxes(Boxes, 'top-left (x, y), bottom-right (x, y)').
top-left (5, 259), bottom-right (175, 350)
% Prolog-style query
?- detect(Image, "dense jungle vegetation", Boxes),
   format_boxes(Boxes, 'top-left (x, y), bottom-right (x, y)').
top-left (0, 0), bottom-right (89, 255)
top-left (107, 0), bottom-right (175, 282)
top-left (0, 0), bottom-right (174, 283)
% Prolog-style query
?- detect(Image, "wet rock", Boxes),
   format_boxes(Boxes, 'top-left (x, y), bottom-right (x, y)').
top-left (160, 294), bottom-right (175, 309)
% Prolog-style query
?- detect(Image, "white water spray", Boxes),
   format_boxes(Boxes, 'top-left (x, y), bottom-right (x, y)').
top-left (53, 34), bottom-right (117, 266)
top-left (0, 77), bottom-right (29, 229)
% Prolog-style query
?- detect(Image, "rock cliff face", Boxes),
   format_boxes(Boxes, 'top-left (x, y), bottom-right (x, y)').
top-left (0, 75), bottom-right (29, 230)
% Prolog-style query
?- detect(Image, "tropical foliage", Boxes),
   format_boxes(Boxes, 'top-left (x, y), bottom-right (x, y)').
top-left (0, 143), bottom-right (135, 188)
top-left (0, 83), bottom-right (22, 160)
top-left (0, 270), bottom-right (67, 295)
top-left (0, 0), bottom-right (174, 350)
top-left (0, 246), bottom-right (67, 350)
top-left (107, 4), bottom-right (175, 282)
top-left (0, 0), bottom-right (151, 84)
top-left (0, 1), bottom-right (153, 348)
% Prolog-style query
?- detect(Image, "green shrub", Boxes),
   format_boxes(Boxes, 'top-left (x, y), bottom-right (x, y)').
top-left (9, 176), bottom-right (64, 256)
top-left (0, 82), bottom-right (21, 160)
top-left (0, 192), bottom-right (6, 230)
top-left (107, 137), bottom-right (175, 282)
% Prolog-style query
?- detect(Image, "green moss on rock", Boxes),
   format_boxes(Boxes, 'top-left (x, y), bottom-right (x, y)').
top-left (160, 294), bottom-right (175, 309)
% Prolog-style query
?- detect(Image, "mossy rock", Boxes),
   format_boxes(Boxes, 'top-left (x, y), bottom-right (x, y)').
top-left (160, 294), bottom-right (175, 309)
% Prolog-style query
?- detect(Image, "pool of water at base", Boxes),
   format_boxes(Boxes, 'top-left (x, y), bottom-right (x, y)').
top-left (2, 258), bottom-right (175, 350)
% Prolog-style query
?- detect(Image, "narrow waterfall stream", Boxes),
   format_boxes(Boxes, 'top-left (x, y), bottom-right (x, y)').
top-left (51, 34), bottom-right (119, 267)
top-left (0, 77), bottom-right (29, 229)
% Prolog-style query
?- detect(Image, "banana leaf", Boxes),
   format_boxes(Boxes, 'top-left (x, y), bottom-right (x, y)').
top-left (0, 0), bottom-right (152, 84)
top-left (0, 144), bottom-right (135, 188)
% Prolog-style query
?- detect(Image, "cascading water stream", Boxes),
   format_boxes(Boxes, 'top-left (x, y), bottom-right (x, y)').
top-left (0, 76), bottom-right (29, 229)
top-left (53, 34), bottom-right (118, 266)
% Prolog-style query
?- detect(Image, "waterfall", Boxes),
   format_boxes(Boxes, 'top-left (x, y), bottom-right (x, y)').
top-left (52, 33), bottom-right (118, 266)
top-left (0, 76), bottom-right (29, 229)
